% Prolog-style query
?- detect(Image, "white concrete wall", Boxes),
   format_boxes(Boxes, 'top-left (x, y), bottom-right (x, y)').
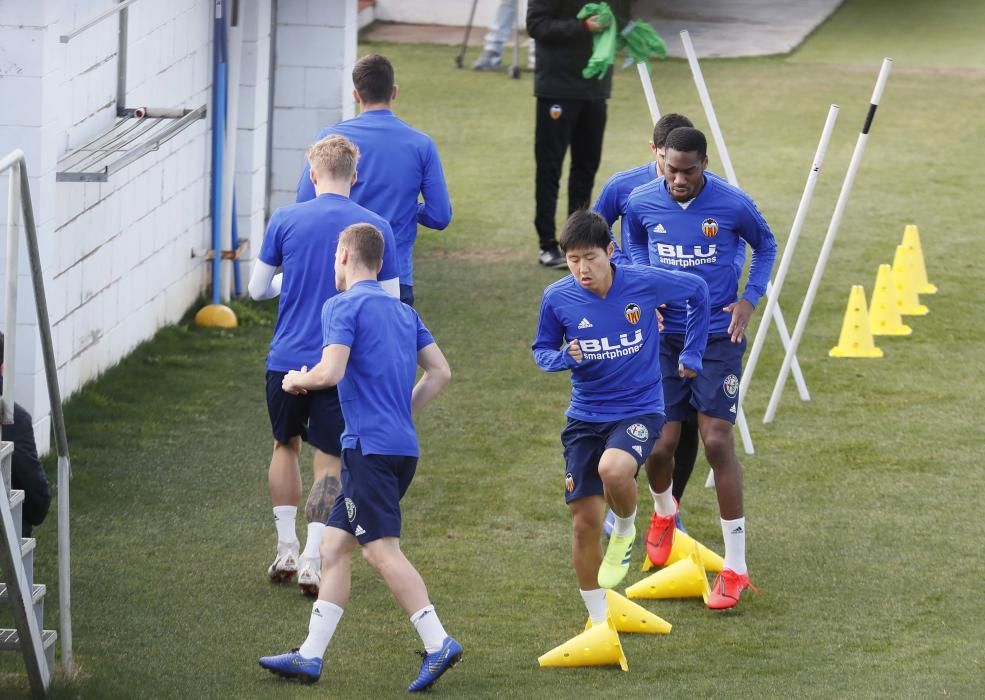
top-left (0, 0), bottom-right (284, 453)
top-left (269, 0), bottom-right (357, 211)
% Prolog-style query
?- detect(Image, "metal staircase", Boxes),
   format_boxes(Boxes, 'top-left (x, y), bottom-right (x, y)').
top-left (0, 148), bottom-right (74, 697)
top-left (0, 440), bottom-right (57, 691)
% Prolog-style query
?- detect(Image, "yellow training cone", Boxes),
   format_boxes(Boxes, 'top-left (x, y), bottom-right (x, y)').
top-left (194, 303), bottom-right (238, 328)
top-left (584, 590), bottom-right (672, 635)
top-left (892, 245), bottom-right (928, 316)
top-left (829, 286), bottom-right (883, 358)
top-left (641, 529), bottom-right (724, 573)
top-left (626, 545), bottom-right (710, 602)
top-left (869, 264), bottom-right (912, 336)
top-left (901, 224), bottom-right (937, 294)
top-left (538, 612), bottom-right (628, 671)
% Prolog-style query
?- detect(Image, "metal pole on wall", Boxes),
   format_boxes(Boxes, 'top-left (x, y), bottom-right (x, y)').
top-left (764, 58), bottom-right (893, 423)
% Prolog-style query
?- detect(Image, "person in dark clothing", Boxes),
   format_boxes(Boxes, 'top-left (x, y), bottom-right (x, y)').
top-left (526, 0), bottom-right (630, 268)
top-left (0, 332), bottom-right (51, 537)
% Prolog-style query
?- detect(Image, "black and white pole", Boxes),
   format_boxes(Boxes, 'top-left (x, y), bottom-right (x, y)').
top-left (764, 58), bottom-right (893, 423)
top-left (741, 104), bottom-right (840, 417)
top-left (680, 29), bottom-right (810, 458)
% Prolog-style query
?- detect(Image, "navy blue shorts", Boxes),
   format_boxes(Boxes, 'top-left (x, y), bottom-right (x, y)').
top-left (265, 370), bottom-right (344, 456)
top-left (326, 447), bottom-right (418, 544)
top-left (399, 284), bottom-right (414, 307)
top-left (660, 333), bottom-right (746, 424)
top-left (560, 413), bottom-right (665, 504)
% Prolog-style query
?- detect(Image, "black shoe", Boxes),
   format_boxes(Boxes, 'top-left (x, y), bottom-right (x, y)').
top-left (538, 246), bottom-right (566, 269)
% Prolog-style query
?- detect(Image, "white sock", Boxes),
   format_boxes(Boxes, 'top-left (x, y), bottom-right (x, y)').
top-left (301, 522), bottom-right (325, 560)
top-left (649, 485), bottom-right (676, 517)
top-left (273, 505), bottom-right (298, 544)
top-left (721, 516), bottom-right (747, 575)
top-left (298, 599), bottom-right (343, 659)
top-left (410, 604), bottom-right (448, 653)
top-left (611, 508), bottom-right (636, 537)
top-left (580, 588), bottom-right (607, 625)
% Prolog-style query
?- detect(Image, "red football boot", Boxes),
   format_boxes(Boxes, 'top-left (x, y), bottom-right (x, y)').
top-left (707, 569), bottom-right (757, 610)
top-left (644, 510), bottom-right (677, 566)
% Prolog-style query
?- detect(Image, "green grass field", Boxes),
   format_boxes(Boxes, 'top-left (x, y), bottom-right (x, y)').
top-left (2, 0), bottom-right (984, 696)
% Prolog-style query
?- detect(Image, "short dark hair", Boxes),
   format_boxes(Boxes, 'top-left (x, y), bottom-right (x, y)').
top-left (652, 113), bottom-right (693, 148)
top-left (352, 54), bottom-right (394, 104)
top-left (559, 210), bottom-right (611, 253)
top-left (339, 223), bottom-right (385, 269)
top-left (664, 126), bottom-right (707, 158)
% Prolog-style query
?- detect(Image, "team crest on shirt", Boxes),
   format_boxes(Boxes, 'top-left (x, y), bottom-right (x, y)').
top-left (550, 104), bottom-right (563, 120)
top-left (626, 423), bottom-right (649, 442)
top-left (345, 497), bottom-right (357, 522)
top-left (723, 374), bottom-right (739, 398)
top-left (624, 303), bottom-right (641, 324)
top-left (565, 472), bottom-right (575, 492)
top-left (702, 218), bottom-right (719, 237)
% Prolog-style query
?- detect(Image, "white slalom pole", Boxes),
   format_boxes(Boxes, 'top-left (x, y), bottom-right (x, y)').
top-left (680, 30), bottom-right (737, 184)
top-left (681, 29), bottom-right (811, 460)
top-left (636, 61), bottom-right (660, 124)
top-left (741, 105), bottom-right (840, 411)
top-left (764, 58), bottom-right (893, 423)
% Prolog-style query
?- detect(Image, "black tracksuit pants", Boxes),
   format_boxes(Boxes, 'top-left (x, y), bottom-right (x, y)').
top-left (534, 97), bottom-right (607, 251)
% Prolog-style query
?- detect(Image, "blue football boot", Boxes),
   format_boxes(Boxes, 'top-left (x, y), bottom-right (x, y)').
top-left (258, 648), bottom-right (322, 683)
top-left (407, 636), bottom-right (463, 692)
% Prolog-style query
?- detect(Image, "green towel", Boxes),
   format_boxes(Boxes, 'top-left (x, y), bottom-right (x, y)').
top-left (576, 2), bottom-right (618, 80)
top-left (618, 19), bottom-right (668, 65)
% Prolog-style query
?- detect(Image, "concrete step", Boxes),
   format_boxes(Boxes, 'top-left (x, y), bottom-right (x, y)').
top-left (0, 583), bottom-right (47, 633)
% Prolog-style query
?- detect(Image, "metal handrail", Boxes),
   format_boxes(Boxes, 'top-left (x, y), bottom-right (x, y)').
top-left (59, 0), bottom-right (141, 43)
top-left (1, 150), bottom-right (73, 678)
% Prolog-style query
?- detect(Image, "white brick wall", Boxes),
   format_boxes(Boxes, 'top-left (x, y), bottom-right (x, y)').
top-left (0, 0), bottom-right (350, 455)
top-left (269, 0), bottom-right (357, 211)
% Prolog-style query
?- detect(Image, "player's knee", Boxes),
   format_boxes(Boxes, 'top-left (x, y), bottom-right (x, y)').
top-left (597, 454), bottom-right (633, 485)
top-left (702, 429), bottom-right (734, 465)
top-left (360, 540), bottom-right (396, 572)
top-left (571, 509), bottom-right (601, 543)
top-left (274, 436), bottom-right (302, 454)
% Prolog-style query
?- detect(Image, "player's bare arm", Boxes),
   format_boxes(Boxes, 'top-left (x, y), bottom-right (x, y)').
top-left (411, 343), bottom-right (452, 413)
top-left (283, 344), bottom-right (351, 394)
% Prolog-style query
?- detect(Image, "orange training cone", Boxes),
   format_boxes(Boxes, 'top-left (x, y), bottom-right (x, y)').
top-left (641, 529), bottom-right (724, 573)
top-left (869, 264), bottom-right (912, 336)
top-left (892, 245), bottom-right (929, 316)
top-left (626, 544), bottom-right (710, 602)
top-left (538, 612), bottom-right (628, 671)
top-left (901, 224), bottom-right (937, 294)
top-left (585, 590), bottom-right (672, 634)
top-left (829, 285), bottom-right (883, 358)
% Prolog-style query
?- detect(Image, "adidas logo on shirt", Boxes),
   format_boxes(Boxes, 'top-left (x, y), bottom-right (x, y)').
top-left (578, 318), bottom-right (593, 329)
top-left (354, 525), bottom-right (366, 536)
top-left (729, 404), bottom-right (737, 414)
top-left (653, 224), bottom-right (667, 234)
top-left (632, 445), bottom-right (643, 457)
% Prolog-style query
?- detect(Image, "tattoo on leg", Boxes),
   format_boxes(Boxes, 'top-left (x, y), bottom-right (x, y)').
top-left (305, 475), bottom-right (341, 523)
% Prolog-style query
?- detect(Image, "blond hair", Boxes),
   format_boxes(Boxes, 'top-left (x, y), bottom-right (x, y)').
top-left (307, 135), bottom-right (359, 180)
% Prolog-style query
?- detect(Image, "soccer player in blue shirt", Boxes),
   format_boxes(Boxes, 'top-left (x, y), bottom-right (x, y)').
top-left (259, 223), bottom-right (460, 692)
top-left (532, 210), bottom-right (709, 624)
top-left (249, 135), bottom-right (400, 596)
top-left (594, 112), bottom-right (750, 534)
top-left (623, 127), bottom-right (777, 610)
top-left (296, 54), bottom-right (452, 307)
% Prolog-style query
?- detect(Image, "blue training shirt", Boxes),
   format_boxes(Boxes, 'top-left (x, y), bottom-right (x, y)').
top-left (296, 110), bottom-right (452, 287)
top-left (321, 280), bottom-right (436, 457)
top-left (259, 193), bottom-right (399, 372)
top-left (532, 264), bottom-right (710, 422)
top-left (593, 163), bottom-right (747, 276)
top-left (622, 175), bottom-right (777, 336)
